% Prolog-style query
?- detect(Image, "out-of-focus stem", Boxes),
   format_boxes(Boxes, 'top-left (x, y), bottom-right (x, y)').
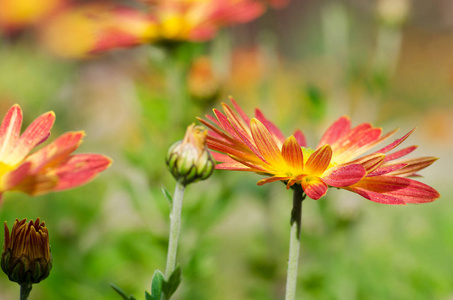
top-left (285, 185), bottom-right (305, 300)
top-left (165, 182), bottom-right (186, 278)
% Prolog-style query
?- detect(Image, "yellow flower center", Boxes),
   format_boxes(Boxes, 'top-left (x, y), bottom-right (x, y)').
top-left (0, 161), bottom-right (15, 190)
top-left (301, 147), bottom-right (314, 165)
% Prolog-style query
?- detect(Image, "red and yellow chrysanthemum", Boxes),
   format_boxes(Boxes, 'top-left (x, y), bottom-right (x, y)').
top-left (198, 99), bottom-right (440, 204)
top-left (38, 0), bottom-right (281, 58)
top-left (0, 104), bottom-right (111, 201)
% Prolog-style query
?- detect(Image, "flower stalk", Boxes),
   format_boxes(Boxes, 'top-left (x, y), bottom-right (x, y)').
top-left (165, 182), bottom-right (185, 278)
top-left (20, 284), bottom-right (32, 300)
top-left (285, 185), bottom-right (305, 300)
top-left (164, 123), bottom-right (214, 296)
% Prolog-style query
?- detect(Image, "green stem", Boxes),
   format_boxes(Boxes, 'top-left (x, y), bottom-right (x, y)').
top-left (285, 185), bottom-right (305, 300)
top-left (165, 182), bottom-right (186, 278)
top-left (20, 284), bottom-right (32, 300)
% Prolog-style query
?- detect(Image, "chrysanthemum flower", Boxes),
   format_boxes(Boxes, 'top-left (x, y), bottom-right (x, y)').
top-left (198, 99), bottom-right (440, 204)
top-left (0, 104), bottom-right (111, 201)
top-left (39, 0), bottom-right (282, 57)
top-left (39, 3), bottom-right (157, 58)
top-left (0, 0), bottom-right (66, 34)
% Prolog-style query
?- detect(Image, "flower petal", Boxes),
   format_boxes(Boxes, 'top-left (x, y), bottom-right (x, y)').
top-left (322, 164), bottom-right (366, 187)
top-left (347, 153), bottom-right (385, 173)
top-left (384, 145), bottom-right (418, 162)
top-left (4, 111), bottom-right (55, 165)
top-left (52, 154), bottom-right (112, 191)
top-left (0, 104), bottom-right (22, 160)
top-left (375, 128), bottom-right (415, 154)
top-left (386, 157), bottom-right (438, 177)
top-left (257, 176), bottom-right (290, 186)
top-left (230, 97), bottom-right (250, 126)
top-left (346, 188), bottom-right (406, 205)
top-left (198, 116), bottom-right (241, 147)
top-left (281, 136), bottom-right (304, 171)
top-left (217, 154), bottom-right (267, 172)
top-left (301, 176), bottom-right (328, 200)
top-left (213, 108), bottom-right (244, 141)
top-left (11, 174), bottom-right (58, 196)
top-left (346, 176), bottom-right (440, 204)
top-left (317, 116), bottom-right (350, 148)
top-left (222, 103), bottom-right (250, 136)
top-left (333, 127), bottom-right (382, 162)
top-left (293, 129), bottom-right (307, 147)
top-left (250, 118), bottom-right (283, 165)
top-left (1, 162), bottom-right (32, 190)
top-left (367, 163), bottom-right (408, 177)
top-left (216, 162), bottom-right (263, 172)
top-left (25, 131), bottom-right (85, 173)
top-left (206, 136), bottom-right (257, 163)
top-left (254, 108), bottom-right (286, 147)
top-left (305, 145), bottom-right (332, 176)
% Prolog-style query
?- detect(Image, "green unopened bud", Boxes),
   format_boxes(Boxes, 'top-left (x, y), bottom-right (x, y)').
top-left (1, 218), bottom-right (52, 285)
top-left (166, 124), bottom-right (214, 186)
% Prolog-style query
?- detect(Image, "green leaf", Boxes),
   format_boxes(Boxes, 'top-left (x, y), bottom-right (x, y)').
top-left (110, 283), bottom-right (137, 300)
top-left (145, 291), bottom-right (152, 300)
top-left (147, 270), bottom-right (165, 300)
top-left (162, 266), bottom-right (182, 299)
top-left (161, 186), bottom-right (173, 204)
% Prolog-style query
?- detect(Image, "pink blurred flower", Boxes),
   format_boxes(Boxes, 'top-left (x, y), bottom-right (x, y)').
top-left (0, 104), bottom-right (111, 201)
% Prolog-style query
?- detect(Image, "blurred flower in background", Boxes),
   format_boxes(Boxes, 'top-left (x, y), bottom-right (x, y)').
top-left (0, 0), bottom-right (66, 35)
top-left (143, 0), bottom-right (265, 42)
top-left (188, 56), bottom-right (221, 103)
top-left (0, 104), bottom-right (111, 201)
top-left (39, 3), bottom-right (157, 58)
top-left (1, 0), bottom-right (287, 58)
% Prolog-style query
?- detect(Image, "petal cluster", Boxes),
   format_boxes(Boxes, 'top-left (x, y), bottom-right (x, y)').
top-left (199, 99), bottom-right (439, 204)
top-left (0, 104), bottom-right (111, 200)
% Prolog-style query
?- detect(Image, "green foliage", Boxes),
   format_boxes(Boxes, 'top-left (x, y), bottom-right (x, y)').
top-left (146, 270), bottom-right (165, 300)
top-left (162, 266), bottom-right (182, 299)
top-left (161, 186), bottom-right (173, 205)
top-left (110, 283), bottom-right (137, 300)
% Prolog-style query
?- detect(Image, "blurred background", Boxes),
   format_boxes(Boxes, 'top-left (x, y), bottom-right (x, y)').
top-left (1, 0), bottom-right (452, 299)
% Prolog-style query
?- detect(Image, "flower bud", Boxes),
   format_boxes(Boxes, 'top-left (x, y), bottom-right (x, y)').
top-left (166, 124), bottom-right (214, 186)
top-left (1, 218), bottom-right (52, 285)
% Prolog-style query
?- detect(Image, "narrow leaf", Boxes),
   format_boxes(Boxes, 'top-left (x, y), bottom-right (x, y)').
top-left (145, 291), bottom-right (153, 300)
top-left (110, 283), bottom-right (137, 300)
top-left (161, 185), bottom-right (173, 204)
